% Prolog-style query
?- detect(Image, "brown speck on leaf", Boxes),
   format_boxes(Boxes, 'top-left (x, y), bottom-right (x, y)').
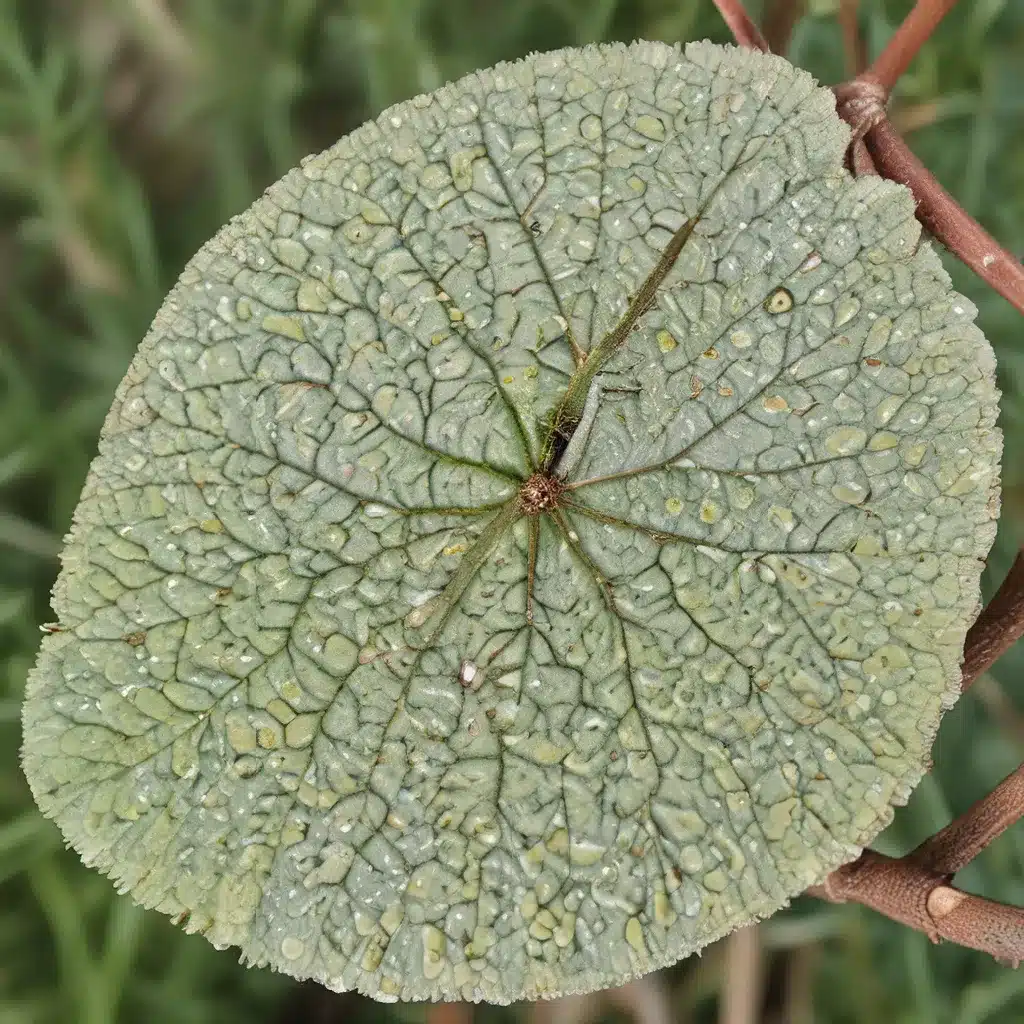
top-left (690, 375), bottom-right (704, 399)
top-left (123, 631), bottom-right (147, 646)
top-left (486, 708), bottom-right (496, 719)
top-left (631, 844), bottom-right (644, 857)
top-left (865, 357), bottom-right (882, 367)
top-left (609, 750), bottom-right (619, 761)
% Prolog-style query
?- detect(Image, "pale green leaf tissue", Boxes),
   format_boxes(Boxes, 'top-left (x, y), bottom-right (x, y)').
top-left (22, 41), bottom-right (1000, 1003)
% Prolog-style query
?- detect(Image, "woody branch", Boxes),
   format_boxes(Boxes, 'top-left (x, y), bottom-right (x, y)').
top-left (711, 0), bottom-right (1024, 961)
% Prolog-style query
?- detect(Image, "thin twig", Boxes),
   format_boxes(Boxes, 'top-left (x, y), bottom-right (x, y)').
top-left (719, 926), bottom-right (764, 1024)
top-left (781, 945), bottom-right (818, 1024)
top-left (864, 119), bottom-right (1024, 313)
top-left (838, 0), bottom-right (868, 75)
top-left (916, 765), bottom-right (1024, 875)
top-left (833, 86), bottom-right (1024, 314)
top-left (961, 550), bottom-right (1024, 690)
top-left (710, 0), bottom-right (771, 51)
top-left (762, 0), bottom-right (806, 56)
top-left (863, 0), bottom-right (960, 97)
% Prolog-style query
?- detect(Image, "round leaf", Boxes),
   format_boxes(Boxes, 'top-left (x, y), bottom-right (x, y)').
top-left (22, 40), bottom-right (1000, 1003)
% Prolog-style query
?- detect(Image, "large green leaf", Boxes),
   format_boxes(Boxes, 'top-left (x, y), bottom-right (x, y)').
top-left (22, 40), bottom-right (1000, 1003)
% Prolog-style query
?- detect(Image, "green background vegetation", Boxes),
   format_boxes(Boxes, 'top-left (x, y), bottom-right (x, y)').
top-left (0, 1), bottom-right (1021, 1021)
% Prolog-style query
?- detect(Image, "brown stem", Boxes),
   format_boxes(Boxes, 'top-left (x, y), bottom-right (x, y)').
top-left (865, 0), bottom-right (960, 97)
top-left (762, 0), bottom-right (806, 55)
top-left (926, 888), bottom-right (1024, 968)
top-left (719, 926), bottom-right (764, 1024)
top-left (836, 117), bottom-right (1024, 315)
top-left (811, 848), bottom-right (1024, 965)
top-left (915, 764), bottom-right (1024, 875)
top-left (838, 0), bottom-right (868, 75)
top-left (710, 0), bottom-right (770, 51)
top-left (961, 550), bottom-right (1024, 690)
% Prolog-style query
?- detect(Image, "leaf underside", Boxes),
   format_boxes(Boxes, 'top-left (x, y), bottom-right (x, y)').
top-left (22, 40), bottom-right (1000, 1004)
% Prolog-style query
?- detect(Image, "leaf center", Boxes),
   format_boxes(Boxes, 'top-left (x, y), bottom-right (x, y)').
top-left (519, 472), bottom-right (564, 515)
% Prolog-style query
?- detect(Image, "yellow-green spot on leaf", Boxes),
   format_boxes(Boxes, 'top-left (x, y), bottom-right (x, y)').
top-left (825, 426), bottom-right (868, 456)
top-left (285, 714), bottom-right (318, 749)
top-left (261, 314), bottom-right (305, 342)
top-left (297, 278), bottom-right (330, 313)
top-left (831, 482), bottom-right (869, 505)
top-left (869, 431), bottom-right (900, 451)
top-left (422, 925), bottom-right (446, 980)
top-left (449, 145), bottom-right (486, 191)
top-left (256, 726), bottom-right (279, 749)
top-left (266, 698), bottom-right (296, 724)
top-left (625, 917), bottom-right (646, 954)
top-left (634, 114), bottom-right (665, 141)
top-left (657, 329), bottom-right (678, 352)
top-left (665, 497), bottom-right (683, 515)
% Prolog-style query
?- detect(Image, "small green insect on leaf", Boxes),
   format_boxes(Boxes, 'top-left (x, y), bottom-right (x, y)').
top-left (21, 40), bottom-right (1000, 1004)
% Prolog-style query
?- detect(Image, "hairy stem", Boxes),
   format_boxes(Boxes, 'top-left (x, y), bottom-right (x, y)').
top-left (762, 0), bottom-right (806, 55)
top-left (812, 851), bottom-right (1024, 966)
top-left (960, 549), bottom-right (1024, 690)
top-left (916, 764), bottom-right (1024, 875)
top-left (710, 0), bottom-right (770, 51)
top-left (864, 0), bottom-right (960, 97)
top-left (863, 120), bottom-right (1024, 314)
top-left (838, 0), bottom-right (867, 75)
top-left (719, 926), bottom-right (764, 1024)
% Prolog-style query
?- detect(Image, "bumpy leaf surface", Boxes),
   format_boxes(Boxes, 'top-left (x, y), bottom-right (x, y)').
top-left (23, 41), bottom-right (1000, 1003)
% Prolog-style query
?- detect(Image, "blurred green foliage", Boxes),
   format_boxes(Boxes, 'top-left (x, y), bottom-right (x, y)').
top-left (0, 1), bottom-right (1021, 1022)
